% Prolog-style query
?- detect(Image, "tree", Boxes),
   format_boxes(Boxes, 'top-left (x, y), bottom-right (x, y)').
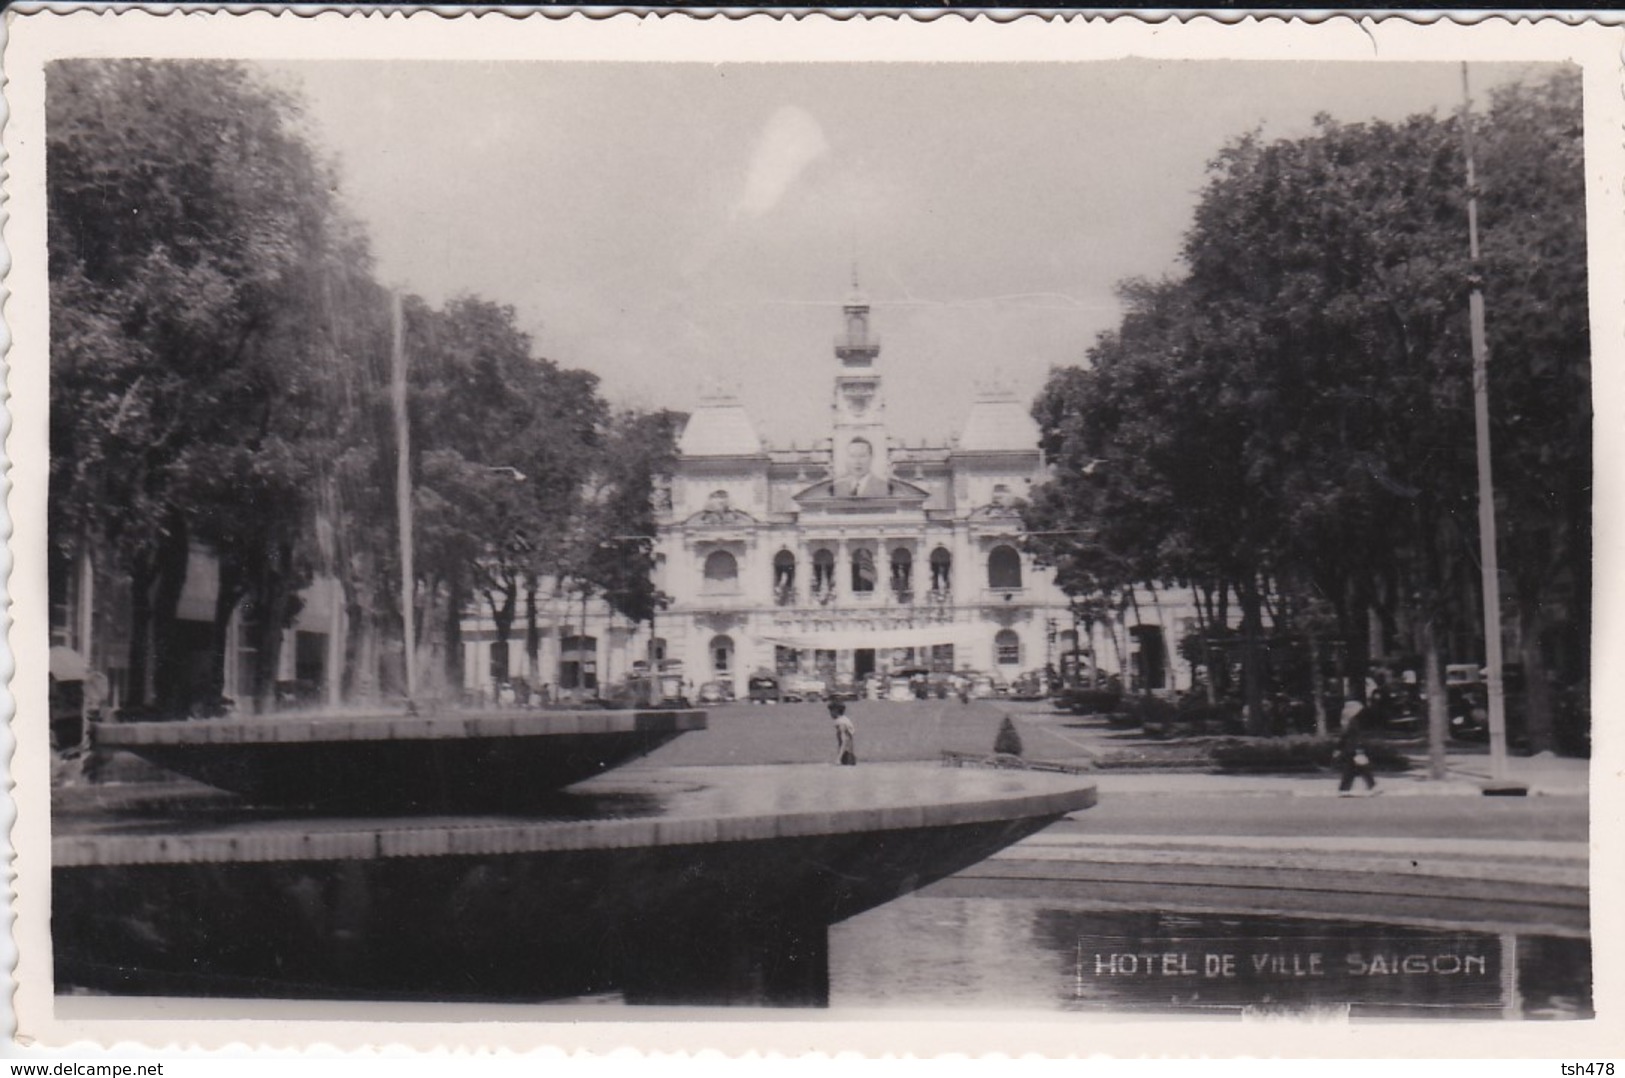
top-left (49, 59), bottom-right (348, 713)
top-left (405, 296), bottom-right (607, 695)
top-left (577, 409), bottom-right (686, 627)
top-left (1471, 71), bottom-right (1589, 752)
top-left (1029, 74), bottom-right (1589, 755)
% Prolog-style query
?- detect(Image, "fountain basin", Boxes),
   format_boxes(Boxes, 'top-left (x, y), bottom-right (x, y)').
top-left (53, 763), bottom-right (1097, 1005)
top-left (89, 708), bottom-right (706, 811)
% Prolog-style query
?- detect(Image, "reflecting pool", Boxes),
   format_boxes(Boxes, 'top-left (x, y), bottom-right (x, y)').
top-left (830, 896), bottom-right (1592, 1018)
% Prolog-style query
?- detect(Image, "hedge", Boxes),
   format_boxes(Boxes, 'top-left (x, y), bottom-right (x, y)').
top-left (1208, 735), bottom-right (1414, 774)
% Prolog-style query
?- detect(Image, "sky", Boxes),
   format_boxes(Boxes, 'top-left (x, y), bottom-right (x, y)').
top-left (265, 59), bottom-right (1551, 446)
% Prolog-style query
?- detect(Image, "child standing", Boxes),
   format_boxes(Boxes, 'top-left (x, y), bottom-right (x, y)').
top-left (828, 700), bottom-right (857, 766)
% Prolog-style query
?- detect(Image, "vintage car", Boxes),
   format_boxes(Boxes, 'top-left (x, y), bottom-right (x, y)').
top-left (1009, 670), bottom-right (1047, 701)
top-left (696, 680), bottom-right (734, 705)
top-left (747, 674), bottom-right (782, 705)
top-left (885, 678), bottom-right (916, 702)
top-left (781, 673), bottom-right (829, 702)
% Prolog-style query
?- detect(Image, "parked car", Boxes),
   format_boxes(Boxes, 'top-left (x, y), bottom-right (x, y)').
top-left (886, 678), bottom-right (916, 702)
top-left (829, 676), bottom-right (859, 702)
top-left (967, 673), bottom-right (998, 699)
top-left (747, 674), bottom-right (781, 705)
top-left (781, 673), bottom-right (828, 702)
top-left (1009, 670), bottom-right (1046, 701)
top-left (696, 681), bottom-right (733, 705)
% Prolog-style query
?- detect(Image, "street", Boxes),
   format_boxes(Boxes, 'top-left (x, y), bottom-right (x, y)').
top-left (636, 698), bottom-right (1587, 845)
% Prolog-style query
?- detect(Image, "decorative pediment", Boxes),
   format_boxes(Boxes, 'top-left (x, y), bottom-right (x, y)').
top-left (684, 506), bottom-right (758, 527)
top-left (685, 489), bottom-right (757, 527)
top-left (792, 474), bottom-right (931, 509)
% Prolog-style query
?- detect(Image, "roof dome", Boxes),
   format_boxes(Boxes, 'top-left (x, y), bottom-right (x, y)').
top-left (955, 379), bottom-right (1039, 453)
top-left (678, 384), bottom-right (764, 457)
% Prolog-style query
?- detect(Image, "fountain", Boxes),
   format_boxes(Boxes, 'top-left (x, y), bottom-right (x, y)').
top-left (51, 293), bottom-right (1097, 1006)
top-left (53, 754), bottom-right (1094, 1005)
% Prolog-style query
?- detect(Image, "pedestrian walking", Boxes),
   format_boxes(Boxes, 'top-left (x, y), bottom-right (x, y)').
top-left (828, 699), bottom-right (857, 766)
top-left (1336, 698), bottom-right (1378, 796)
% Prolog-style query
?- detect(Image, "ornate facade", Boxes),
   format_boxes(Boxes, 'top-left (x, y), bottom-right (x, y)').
top-left (652, 281), bottom-right (1073, 692)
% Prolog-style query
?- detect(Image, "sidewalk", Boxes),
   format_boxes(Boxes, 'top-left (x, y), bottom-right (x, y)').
top-left (941, 827), bottom-right (1593, 937)
top-left (1075, 750), bottom-right (1591, 799)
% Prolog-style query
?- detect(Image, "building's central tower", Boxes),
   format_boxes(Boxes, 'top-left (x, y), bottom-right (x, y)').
top-left (831, 270), bottom-right (888, 490)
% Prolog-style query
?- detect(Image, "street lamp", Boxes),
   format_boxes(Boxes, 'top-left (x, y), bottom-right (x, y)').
top-left (1461, 64), bottom-right (1518, 794)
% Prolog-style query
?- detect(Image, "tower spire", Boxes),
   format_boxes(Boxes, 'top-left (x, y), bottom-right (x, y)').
top-left (837, 268), bottom-right (879, 367)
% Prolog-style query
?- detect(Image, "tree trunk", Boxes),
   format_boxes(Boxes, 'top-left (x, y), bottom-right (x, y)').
top-left (1307, 623), bottom-right (1328, 737)
top-left (250, 541), bottom-right (298, 715)
top-left (150, 516), bottom-right (192, 716)
top-left (1514, 585), bottom-right (1554, 754)
top-left (1105, 611), bottom-right (1126, 689)
top-left (414, 576), bottom-right (443, 702)
top-left (1125, 587), bottom-right (1149, 696)
top-left (340, 576), bottom-right (369, 704)
top-left (445, 579), bottom-right (467, 698)
top-left (1191, 585), bottom-right (1218, 704)
top-left (125, 554), bottom-right (155, 712)
top-left (1214, 580), bottom-right (1233, 697)
top-left (337, 547), bottom-right (384, 707)
top-left (209, 558), bottom-right (244, 706)
top-left (1238, 575), bottom-right (1266, 736)
top-left (1423, 615), bottom-right (1449, 780)
top-left (525, 575), bottom-right (542, 680)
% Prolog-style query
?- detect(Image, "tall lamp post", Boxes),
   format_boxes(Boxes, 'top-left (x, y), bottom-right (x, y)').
top-left (390, 291), bottom-right (415, 706)
top-left (1461, 64), bottom-right (1516, 792)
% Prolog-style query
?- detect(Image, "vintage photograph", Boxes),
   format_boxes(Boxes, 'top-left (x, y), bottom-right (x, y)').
top-left (9, 11), bottom-right (1619, 1056)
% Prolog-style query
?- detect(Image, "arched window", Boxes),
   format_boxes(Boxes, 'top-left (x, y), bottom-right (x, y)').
top-left (710, 634), bottom-right (734, 675)
top-left (890, 548), bottom-right (913, 594)
top-left (812, 549), bottom-right (836, 594)
top-left (988, 545), bottom-right (1023, 590)
top-left (929, 547), bottom-right (952, 592)
top-left (995, 629), bottom-right (1021, 667)
top-left (702, 550), bottom-right (739, 593)
top-left (851, 548), bottom-right (877, 593)
top-left (773, 550), bottom-right (797, 606)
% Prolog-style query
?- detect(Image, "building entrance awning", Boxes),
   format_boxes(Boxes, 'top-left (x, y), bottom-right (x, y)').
top-left (759, 626), bottom-right (978, 653)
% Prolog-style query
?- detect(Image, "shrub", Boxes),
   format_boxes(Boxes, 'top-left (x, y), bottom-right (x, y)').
top-left (1120, 694), bottom-right (1178, 725)
top-left (1208, 736), bottom-right (1414, 773)
top-left (994, 716), bottom-right (1025, 756)
top-left (1168, 697), bottom-right (1242, 736)
top-left (1067, 689), bottom-right (1122, 715)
